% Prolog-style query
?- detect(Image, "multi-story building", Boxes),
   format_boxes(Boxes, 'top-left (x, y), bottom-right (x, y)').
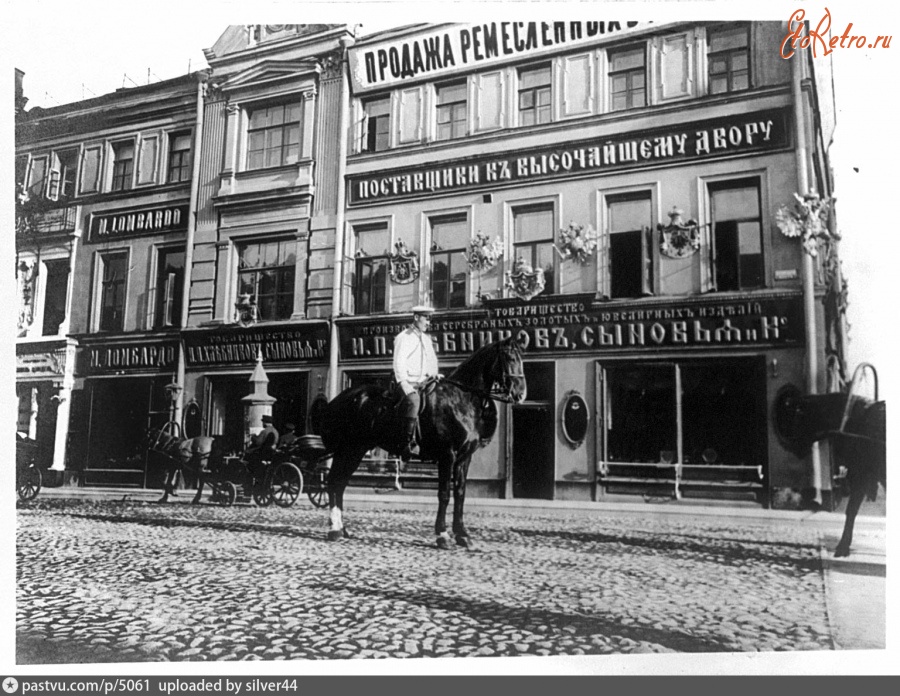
top-left (15, 20), bottom-right (848, 509)
top-left (336, 21), bottom-right (847, 506)
top-left (16, 71), bottom-right (206, 487)
top-left (180, 24), bottom-right (354, 454)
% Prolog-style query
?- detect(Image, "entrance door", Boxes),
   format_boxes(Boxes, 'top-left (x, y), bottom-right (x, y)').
top-left (511, 362), bottom-right (555, 499)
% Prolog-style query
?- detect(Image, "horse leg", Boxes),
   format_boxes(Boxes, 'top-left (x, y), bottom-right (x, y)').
top-left (434, 455), bottom-right (453, 550)
top-left (451, 455), bottom-right (473, 549)
top-left (326, 449), bottom-right (365, 542)
top-left (835, 483), bottom-right (866, 557)
top-left (158, 463), bottom-right (177, 504)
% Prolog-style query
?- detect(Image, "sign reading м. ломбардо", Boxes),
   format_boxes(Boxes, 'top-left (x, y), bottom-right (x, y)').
top-left (348, 109), bottom-right (791, 205)
top-left (87, 204), bottom-right (189, 243)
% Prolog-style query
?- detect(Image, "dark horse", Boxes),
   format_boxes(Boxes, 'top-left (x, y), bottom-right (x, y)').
top-left (778, 370), bottom-right (886, 557)
top-left (312, 337), bottom-right (527, 548)
top-left (144, 427), bottom-right (228, 504)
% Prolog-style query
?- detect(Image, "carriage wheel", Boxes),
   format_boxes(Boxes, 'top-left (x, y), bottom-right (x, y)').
top-left (307, 470), bottom-right (329, 508)
top-left (17, 466), bottom-right (42, 502)
top-left (215, 481), bottom-right (237, 507)
top-left (271, 462), bottom-right (303, 507)
top-left (252, 472), bottom-right (274, 507)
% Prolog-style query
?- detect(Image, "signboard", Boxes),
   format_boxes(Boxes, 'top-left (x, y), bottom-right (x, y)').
top-left (88, 204), bottom-right (189, 243)
top-left (183, 323), bottom-right (330, 367)
top-left (349, 21), bottom-right (649, 92)
top-left (348, 109), bottom-right (791, 205)
top-left (82, 340), bottom-right (178, 375)
top-left (339, 294), bottom-right (805, 360)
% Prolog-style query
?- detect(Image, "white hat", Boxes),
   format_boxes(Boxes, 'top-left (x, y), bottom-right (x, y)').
top-left (411, 304), bottom-right (436, 314)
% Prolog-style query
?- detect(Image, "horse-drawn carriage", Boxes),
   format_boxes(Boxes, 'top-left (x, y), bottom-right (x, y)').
top-left (146, 423), bottom-right (331, 509)
top-left (16, 433), bottom-right (42, 502)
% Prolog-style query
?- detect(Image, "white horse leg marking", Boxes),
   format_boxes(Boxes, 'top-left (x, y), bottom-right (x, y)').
top-left (329, 506), bottom-right (344, 532)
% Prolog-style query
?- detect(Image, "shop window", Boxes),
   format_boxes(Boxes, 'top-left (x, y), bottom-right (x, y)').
top-left (353, 223), bottom-right (390, 315)
top-left (98, 252), bottom-right (128, 332)
top-left (436, 81), bottom-right (467, 141)
top-left (361, 97), bottom-right (390, 152)
top-left (518, 64), bottom-right (552, 126)
top-left (48, 149), bottom-right (79, 201)
top-left (27, 156), bottom-right (48, 199)
top-left (154, 247), bottom-right (185, 328)
top-left (608, 45), bottom-right (646, 111)
top-left (606, 193), bottom-right (653, 298)
top-left (41, 259), bottom-right (69, 336)
top-left (110, 141), bottom-right (134, 191)
top-left (708, 25), bottom-right (750, 94)
top-left (237, 239), bottom-right (296, 321)
top-left (167, 132), bottom-right (192, 183)
top-left (605, 364), bottom-right (677, 464)
top-left (709, 178), bottom-right (763, 291)
top-left (430, 214), bottom-right (468, 309)
top-left (512, 203), bottom-right (556, 296)
top-left (247, 103), bottom-right (301, 169)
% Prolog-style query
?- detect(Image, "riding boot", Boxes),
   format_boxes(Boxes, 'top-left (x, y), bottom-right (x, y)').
top-left (400, 417), bottom-right (419, 462)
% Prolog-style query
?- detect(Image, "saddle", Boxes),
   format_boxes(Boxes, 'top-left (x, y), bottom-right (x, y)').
top-left (387, 376), bottom-right (440, 417)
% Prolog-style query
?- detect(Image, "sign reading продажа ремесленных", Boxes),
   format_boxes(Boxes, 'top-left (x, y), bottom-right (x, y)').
top-left (349, 21), bottom-right (648, 92)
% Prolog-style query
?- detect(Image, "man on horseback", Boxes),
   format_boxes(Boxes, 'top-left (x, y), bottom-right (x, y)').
top-left (393, 304), bottom-right (439, 461)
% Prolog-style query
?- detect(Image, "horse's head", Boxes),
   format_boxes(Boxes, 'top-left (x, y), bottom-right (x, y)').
top-left (490, 337), bottom-right (527, 404)
top-left (143, 426), bottom-right (179, 455)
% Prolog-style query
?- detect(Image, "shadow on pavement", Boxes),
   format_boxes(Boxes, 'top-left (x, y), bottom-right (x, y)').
top-left (314, 583), bottom-right (735, 654)
top-left (509, 528), bottom-right (821, 571)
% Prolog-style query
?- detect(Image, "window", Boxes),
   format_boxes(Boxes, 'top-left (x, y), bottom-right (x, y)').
top-left (608, 46), bottom-right (646, 111)
top-left (111, 141), bottom-right (134, 191)
top-left (247, 103), bottom-right (301, 169)
top-left (362, 97), bottom-right (390, 152)
top-left (27, 156), bottom-right (48, 199)
top-left (98, 252), bottom-right (128, 332)
top-left (167, 133), bottom-right (192, 182)
top-left (41, 259), bottom-right (69, 336)
top-left (79, 146), bottom-right (101, 194)
top-left (607, 194), bottom-right (653, 298)
top-left (513, 204), bottom-right (555, 296)
top-left (710, 179), bottom-right (763, 291)
top-left (353, 223), bottom-right (390, 314)
top-left (518, 65), bottom-right (552, 126)
top-left (48, 149), bottom-right (78, 201)
top-left (436, 81), bottom-right (467, 141)
top-left (155, 248), bottom-right (185, 328)
top-left (708, 25), bottom-right (750, 94)
top-left (237, 240), bottom-right (296, 321)
top-left (430, 214), bottom-right (468, 309)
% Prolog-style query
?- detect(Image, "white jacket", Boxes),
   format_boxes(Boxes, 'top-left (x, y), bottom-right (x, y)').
top-left (393, 327), bottom-right (438, 393)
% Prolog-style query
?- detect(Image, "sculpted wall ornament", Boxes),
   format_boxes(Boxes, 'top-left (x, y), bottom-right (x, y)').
top-left (389, 239), bottom-right (420, 284)
top-left (505, 257), bottom-right (545, 301)
top-left (658, 208), bottom-right (701, 259)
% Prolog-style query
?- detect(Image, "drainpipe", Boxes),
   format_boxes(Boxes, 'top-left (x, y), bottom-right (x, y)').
top-left (327, 36), bottom-right (354, 400)
top-left (174, 72), bottom-right (207, 429)
top-left (792, 50), bottom-right (823, 506)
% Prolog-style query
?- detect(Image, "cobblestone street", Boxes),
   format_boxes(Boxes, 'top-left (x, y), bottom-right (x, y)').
top-left (15, 494), bottom-right (885, 665)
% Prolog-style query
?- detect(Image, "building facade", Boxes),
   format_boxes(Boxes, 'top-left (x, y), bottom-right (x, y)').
top-left (336, 21), bottom-right (846, 506)
top-left (15, 20), bottom-right (848, 508)
top-left (180, 24), bottom-right (353, 454)
top-left (15, 72), bottom-right (205, 487)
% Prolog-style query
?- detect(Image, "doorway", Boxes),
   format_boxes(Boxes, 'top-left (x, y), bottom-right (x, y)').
top-left (511, 361), bottom-right (555, 499)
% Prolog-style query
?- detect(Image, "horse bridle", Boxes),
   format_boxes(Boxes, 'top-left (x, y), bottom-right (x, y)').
top-left (444, 350), bottom-right (526, 404)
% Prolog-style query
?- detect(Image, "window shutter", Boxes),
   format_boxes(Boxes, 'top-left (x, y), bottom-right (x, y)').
top-left (137, 135), bottom-right (159, 185)
top-left (398, 87), bottom-right (422, 144)
top-left (656, 33), bottom-right (694, 102)
top-left (79, 146), bottom-right (102, 194)
top-left (562, 53), bottom-right (593, 118)
top-left (27, 156), bottom-right (48, 199)
top-left (598, 218), bottom-right (611, 299)
top-left (47, 153), bottom-right (62, 200)
top-left (162, 272), bottom-right (177, 327)
top-left (475, 71), bottom-right (504, 132)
